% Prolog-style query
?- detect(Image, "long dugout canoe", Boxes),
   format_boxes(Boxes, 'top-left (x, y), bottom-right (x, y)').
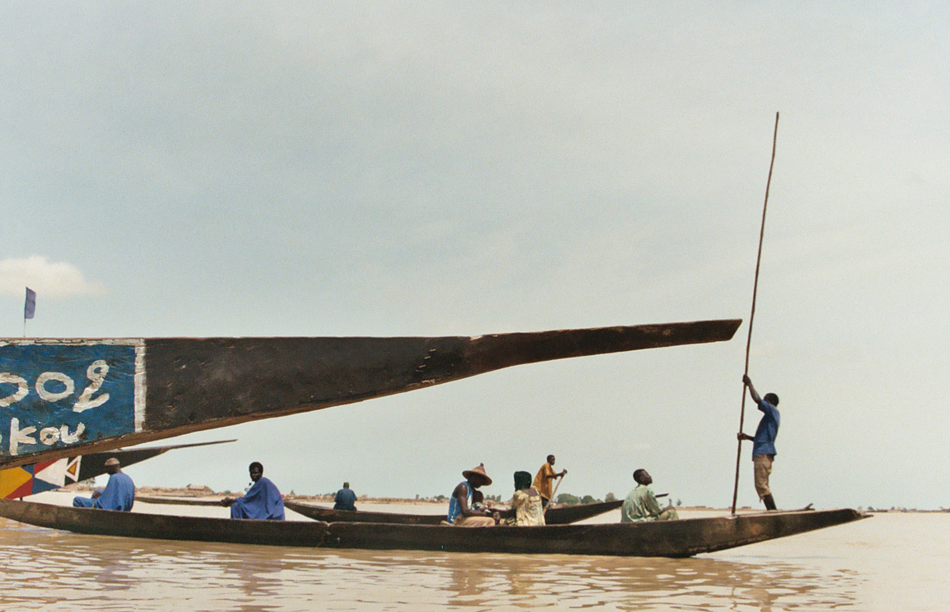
top-left (282, 499), bottom-right (623, 526)
top-left (0, 498), bottom-right (868, 557)
top-left (0, 320), bottom-right (740, 468)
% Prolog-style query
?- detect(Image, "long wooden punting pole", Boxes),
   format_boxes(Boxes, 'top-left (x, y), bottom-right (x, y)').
top-left (542, 473), bottom-right (566, 517)
top-left (731, 112), bottom-right (780, 516)
top-left (0, 319), bottom-right (741, 469)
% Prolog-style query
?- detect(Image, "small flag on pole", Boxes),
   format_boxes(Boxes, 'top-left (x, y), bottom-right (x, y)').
top-left (24, 287), bottom-right (36, 320)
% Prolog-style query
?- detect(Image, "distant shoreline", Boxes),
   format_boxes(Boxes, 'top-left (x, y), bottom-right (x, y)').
top-left (65, 483), bottom-right (449, 506)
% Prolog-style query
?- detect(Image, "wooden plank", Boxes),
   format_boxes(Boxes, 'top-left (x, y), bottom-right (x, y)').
top-left (0, 319), bottom-right (740, 468)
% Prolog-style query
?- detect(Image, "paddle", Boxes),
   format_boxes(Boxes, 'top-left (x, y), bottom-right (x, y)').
top-left (542, 472), bottom-right (566, 516)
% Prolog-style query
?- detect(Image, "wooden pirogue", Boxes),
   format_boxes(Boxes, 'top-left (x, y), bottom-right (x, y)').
top-left (132, 497), bottom-right (623, 525)
top-left (0, 499), bottom-right (868, 557)
top-left (0, 319), bottom-right (740, 469)
top-left (282, 499), bottom-right (623, 525)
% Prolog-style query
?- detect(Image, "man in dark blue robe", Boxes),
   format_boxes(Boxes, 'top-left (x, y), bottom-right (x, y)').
top-left (222, 461), bottom-right (285, 520)
top-left (72, 457), bottom-right (135, 511)
top-left (333, 482), bottom-right (357, 511)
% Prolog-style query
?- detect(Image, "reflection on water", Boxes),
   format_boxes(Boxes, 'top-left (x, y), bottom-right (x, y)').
top-left (0, 517), bottom-right (869, 612)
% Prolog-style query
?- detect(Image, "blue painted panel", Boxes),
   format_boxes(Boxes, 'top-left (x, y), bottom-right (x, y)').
top-left (0, 342), bottom-right (142, 458)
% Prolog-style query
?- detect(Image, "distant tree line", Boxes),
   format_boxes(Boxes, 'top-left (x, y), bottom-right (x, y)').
top-left (555, 493), bottom-right (618, 505)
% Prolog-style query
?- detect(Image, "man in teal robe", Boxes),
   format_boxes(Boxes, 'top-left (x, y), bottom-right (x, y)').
top-left (621, 469), bottom-right (678, 522)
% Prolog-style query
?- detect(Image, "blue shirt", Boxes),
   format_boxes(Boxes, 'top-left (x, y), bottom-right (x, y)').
top-left (752, 399), bottom-right (780, 456)
top-left (446, 481), bottom-right (472, 524)
top-left (333, 487), bottom-right (357, 511)
top-left (230, 477), bottom-right (285, 520)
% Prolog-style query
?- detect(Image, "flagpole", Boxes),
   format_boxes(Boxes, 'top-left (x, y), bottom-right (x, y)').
top-left (23, 286), bottom-right (36, 339)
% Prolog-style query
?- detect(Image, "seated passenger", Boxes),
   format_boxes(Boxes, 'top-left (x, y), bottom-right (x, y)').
top-left (506, 470), bottom-right (545, 526)
top-left (621, 468), bottom-right (678, 522)
top-left (333, 482), bottom-right (357, 511)
top-left (72, 457), bottom-right (135, 512)
top-left (447, 463), bottom-right (498, 527)
top-left (221, 462), bottom-right (285, 520)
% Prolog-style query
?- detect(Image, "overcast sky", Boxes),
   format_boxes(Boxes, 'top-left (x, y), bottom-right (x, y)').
top-left (2, 3), bottom-right (947, 510)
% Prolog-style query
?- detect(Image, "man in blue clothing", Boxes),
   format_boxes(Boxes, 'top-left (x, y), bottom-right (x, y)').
top-left (72, 457), bottom-right (135, 511)
top-left (333, 482), bottom-right (357, 511)
top-left (221, 462), bottom-right (285, 520)
top-left (738, 374), bottom-right (781, 510)
top-left (447, 464), bottom-right (498, 526)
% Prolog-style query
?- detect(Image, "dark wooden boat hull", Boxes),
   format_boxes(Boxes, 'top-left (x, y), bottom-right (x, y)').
top-left (0, 499), bottom-right (868, 557)
top-left (135, 495), bottom-right (223, 507)
top-left (282, 499), bottom-right (623, 526)
top-left (0, 319), bottom-right (741, 468)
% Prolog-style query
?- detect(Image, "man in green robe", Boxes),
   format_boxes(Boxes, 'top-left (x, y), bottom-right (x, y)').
top-left (621, 469), bottom-right (678, 522)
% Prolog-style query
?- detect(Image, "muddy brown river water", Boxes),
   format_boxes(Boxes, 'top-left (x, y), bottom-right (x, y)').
top-left (1, 492), bottom-right (946, 611)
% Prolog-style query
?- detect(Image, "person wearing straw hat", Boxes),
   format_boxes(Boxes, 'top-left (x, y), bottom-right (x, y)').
top-left (72, 457), bottom-right (135, 512)
top-left (447, 463), bottom-right (498, 527)
top-left (738, 374), bottom-right (781, 511)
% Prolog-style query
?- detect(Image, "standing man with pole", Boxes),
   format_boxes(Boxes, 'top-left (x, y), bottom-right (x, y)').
top-left (533, 454), bottom-right (566, 509)
top-left (730, 111), bottom-right (780, 515)
top-left (738, 375), bottom-right (780, 510)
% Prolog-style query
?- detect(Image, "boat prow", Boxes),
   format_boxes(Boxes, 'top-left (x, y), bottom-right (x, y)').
top-left (0, 319), bottom-right (740, 469)
top-left (0, 499), bottom-right (869, 557)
